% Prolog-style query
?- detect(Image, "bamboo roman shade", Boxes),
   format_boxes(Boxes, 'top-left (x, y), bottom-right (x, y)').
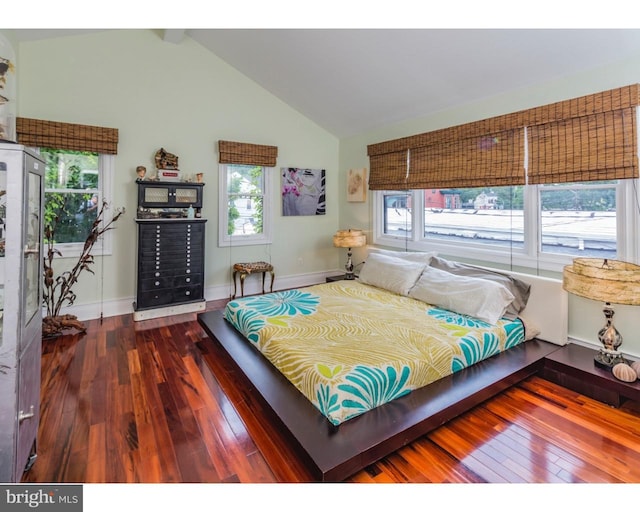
top-left (368, 84), bottom-right (640, 190)
top-left (408, 128), bottom-right (525, 189)
top-left (527, 85), bottom-right (639, 183)
top-left (16, 117), bottom-right (119, 154)
top-left (367, 150), bottom-right (409, 189)
top-left (218, 140), bottom-right (278, 167)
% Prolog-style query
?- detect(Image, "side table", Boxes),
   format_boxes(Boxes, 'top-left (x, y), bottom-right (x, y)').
top-left (542, 343), bottom-right (640, 407)
top-left (232, 261), bottom-right (275, 299)
top-left (326, 274), bottom-right (358, 283)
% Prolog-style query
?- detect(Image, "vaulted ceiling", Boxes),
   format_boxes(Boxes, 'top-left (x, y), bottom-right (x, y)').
top-left (9, 28), bottom-right (640, 138)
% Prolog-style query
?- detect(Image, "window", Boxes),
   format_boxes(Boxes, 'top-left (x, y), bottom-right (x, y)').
top-left (369, 86), bottom-right (640, 272)
top-left (423, 186), bottom-right (523, 250)
top-left (373, 179), bottom-right (640, 273)
top-left (538, 181), bottom-right (617, 258)
top-left (40, 148), bottom-right (114, 257)
top-left (218, 163), bottom-right (272, 247)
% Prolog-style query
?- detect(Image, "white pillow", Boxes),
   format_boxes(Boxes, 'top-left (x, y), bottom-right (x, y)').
top-left (368, 247), bottom-right (437, 265)
top-left (408, 266), bottom-right (515, 325)
top-left (359, 252), bottom-right (427, 296)
top-left (518, 311), bottom-right (542, 341)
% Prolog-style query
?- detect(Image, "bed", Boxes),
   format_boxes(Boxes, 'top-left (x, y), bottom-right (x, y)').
top-left (197, 251), bottom-right (568, 481)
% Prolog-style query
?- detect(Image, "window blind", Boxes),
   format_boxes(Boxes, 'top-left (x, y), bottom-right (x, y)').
top-left (408, 128), bottom-right (525, 189)
top-left (368, 150), bottom-right (409, 190)
top-left (527, 109), bottom-right (638, 184)
top-left (16, 117), bottom-right (119, 154)
top-left (367, 84), bottom-right (640, 190)
top-left (218, 140), bottom-right (278, 167)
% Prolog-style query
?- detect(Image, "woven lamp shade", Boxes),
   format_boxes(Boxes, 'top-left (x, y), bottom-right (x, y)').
top-left (333, 229), bottom-right (366, 248)
top-left (563, 258), bottom-right (640, 306)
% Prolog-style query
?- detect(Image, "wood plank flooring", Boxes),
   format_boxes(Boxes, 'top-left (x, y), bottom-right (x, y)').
top-left (22, 300), bottom-right (640, 484)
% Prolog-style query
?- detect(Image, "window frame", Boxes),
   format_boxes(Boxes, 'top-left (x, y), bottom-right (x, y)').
top-left (37, 148), bottom-right (115, 259)
top-left (218, 162), bottom-right (273, 247)
top-left (372, 179), bottom-right (640, 273)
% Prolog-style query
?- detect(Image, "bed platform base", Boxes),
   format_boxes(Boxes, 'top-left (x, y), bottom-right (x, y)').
top-left (197, 310), bottom-right (561, 482)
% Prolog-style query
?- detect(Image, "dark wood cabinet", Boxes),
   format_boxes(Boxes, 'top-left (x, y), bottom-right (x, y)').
top-left (134, 219), bottom-right (207, 318)
top-left (136, 180), bottom-right (204, 209)
top-left (133, 180), bottom-right (207, 321)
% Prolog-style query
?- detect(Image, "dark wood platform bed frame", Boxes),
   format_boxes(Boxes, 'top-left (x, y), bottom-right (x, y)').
top-left (197, 271), bottom-right (569, 482)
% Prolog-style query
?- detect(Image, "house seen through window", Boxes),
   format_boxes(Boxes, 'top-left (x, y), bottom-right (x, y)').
top-left (375, 180), bottom-right (631, 272)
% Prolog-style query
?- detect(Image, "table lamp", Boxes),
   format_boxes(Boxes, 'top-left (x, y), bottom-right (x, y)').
top-left (562, 258), bottom-right (640, 368)
top-left (333, 229), bottom-right (366, 280)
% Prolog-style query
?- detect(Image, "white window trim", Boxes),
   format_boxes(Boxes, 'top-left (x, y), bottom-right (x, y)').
top-left (218, 163), bottom-right (273, 247)
top-left (373, 179), bottom-right (640, 274)
top-left (39, 151), bottom-right (115, 259)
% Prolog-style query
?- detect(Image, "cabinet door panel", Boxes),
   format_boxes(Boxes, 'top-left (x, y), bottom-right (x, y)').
top-left (21, 155), bottom-right (44, 352)
top-left (15, 334), bottom-right (40, 481)
top-left (143, 186), bottom-right (169, 204)
top-left (137, 183), bottom-right (204, 209)
top-left (174, 187), bottom-right (198, 204)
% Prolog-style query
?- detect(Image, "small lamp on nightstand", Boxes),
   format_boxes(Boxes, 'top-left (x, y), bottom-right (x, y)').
top-left (563, 258), bottom-right (640, 369)
top-left (333, 229), bottom-right (366, 280)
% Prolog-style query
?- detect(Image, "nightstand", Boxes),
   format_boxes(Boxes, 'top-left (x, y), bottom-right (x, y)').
top-left (542, 343), bottom-right (640, 407)
top-left (326, 275), bottom-right (358, 283)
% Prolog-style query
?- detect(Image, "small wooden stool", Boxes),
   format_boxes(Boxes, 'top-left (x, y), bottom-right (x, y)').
top-left (232, 261), bottom-right (275, 299)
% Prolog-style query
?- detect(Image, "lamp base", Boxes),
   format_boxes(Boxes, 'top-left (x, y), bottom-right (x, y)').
top-left (594, 349), bottom-right (629, 369)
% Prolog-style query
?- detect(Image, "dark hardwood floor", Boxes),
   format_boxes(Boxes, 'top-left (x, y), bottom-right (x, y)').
top-left (22, 299), bottom-right (640, 484)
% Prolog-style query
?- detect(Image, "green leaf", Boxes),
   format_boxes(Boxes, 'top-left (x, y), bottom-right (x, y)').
top-left (318, 364), bottom-right (342, 378)
top-left (266, 315), bottom-right (289, 327)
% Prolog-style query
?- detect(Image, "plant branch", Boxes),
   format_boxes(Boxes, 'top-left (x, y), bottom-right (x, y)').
top-left (43, 200), bottom-right (125, 320)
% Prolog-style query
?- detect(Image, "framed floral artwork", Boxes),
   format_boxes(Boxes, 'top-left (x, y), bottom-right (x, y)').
top-left (281, 167), bottom-right (326, 216)
top-left (347, 168), bottom-right (366, 202)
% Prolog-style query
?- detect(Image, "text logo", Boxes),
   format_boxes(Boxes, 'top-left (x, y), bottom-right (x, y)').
top-left (1, 485), bottom-right (82, 511)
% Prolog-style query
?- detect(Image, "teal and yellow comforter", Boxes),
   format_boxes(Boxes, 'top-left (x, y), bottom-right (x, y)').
top-left (224, 280), bottom-right (525, 425)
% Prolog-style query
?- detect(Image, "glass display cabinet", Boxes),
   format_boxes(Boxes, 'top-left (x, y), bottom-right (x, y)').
top-left (136, 180), bottom-right (204, 210)
top-left (0, 143), bottom-right (44, 482)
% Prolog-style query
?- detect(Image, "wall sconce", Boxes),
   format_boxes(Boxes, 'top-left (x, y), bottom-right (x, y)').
top-left (332, 229), bottom-right (366, 280)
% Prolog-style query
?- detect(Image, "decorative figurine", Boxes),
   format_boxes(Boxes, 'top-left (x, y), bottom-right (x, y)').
top-left (136, 165), bottom-right (146, 180)
top-left (155, 147), bottom-right (179, 169)
top-left (154, 148), bottom-right (181, 181)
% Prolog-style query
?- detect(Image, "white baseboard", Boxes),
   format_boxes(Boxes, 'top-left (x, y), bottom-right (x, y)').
top-left (567, 336), bottom-right (640, 361)
top-left (55, 270), bottom-right (335, 322)
top-left (132, 300), bottom-right (206, 321)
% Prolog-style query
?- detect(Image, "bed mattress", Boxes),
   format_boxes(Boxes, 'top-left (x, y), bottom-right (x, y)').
top-left (223, 280), bottom-right (525, 425)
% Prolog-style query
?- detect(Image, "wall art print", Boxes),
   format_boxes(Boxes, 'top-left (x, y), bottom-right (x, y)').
top-left (281, 167), bottom-right (326, 216)
top-left (347, 168), bottom-right (366, 202)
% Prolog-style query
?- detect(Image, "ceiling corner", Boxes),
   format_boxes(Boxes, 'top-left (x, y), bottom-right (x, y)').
top-left (162, 29), bottom-right (185, 44)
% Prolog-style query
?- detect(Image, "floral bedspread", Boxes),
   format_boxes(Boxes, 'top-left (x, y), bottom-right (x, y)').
top-left (223, 280), bottom-right (525, 425)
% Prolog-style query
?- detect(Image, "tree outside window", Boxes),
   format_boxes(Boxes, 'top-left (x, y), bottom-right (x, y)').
top-left (42, 148), bottom-right (101, 245)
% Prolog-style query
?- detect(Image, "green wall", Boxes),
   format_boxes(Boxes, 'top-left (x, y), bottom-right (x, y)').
top-left (13, 29), bottom-right (340, 314)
